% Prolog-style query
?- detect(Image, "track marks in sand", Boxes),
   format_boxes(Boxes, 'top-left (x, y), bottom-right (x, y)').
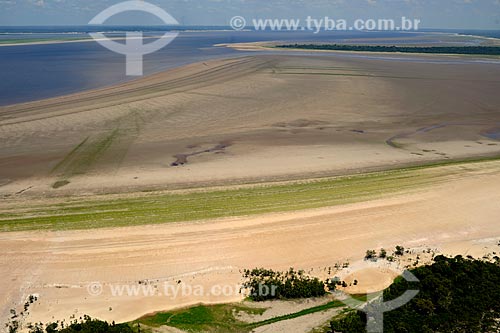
top-left (51, 130), bottom-right (119, 187)
top-left (0, 57), bottom-right (275, 125)
top-left (50, 136), bottom-right (90, 176)
top-left (51, 110), bottom-right (143, 188)
top-left (271, 65), bottom-right (463, 81)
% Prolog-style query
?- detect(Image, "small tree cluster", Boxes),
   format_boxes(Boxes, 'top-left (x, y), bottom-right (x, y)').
top-left (394, 245), bottom-right (405, 256)
top-left (365, 250), bottom-right (377, 260)
top-left (326, 277), bottom-right (349, 290)
top-left (365, 248), bottom-right (389, 261)
top-left (243, 267), bottom-right (327, 301)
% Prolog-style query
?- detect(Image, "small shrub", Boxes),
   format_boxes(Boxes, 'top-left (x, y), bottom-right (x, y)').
top-left (365, 250), bottom-right (377, 260)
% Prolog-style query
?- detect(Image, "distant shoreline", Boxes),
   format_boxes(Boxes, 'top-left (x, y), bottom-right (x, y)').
top-left (276, 44), bottom-right (500, 56)
top-left (0, 35), bottom-right (173, 47)
top-left (0, 37), bottom-right (92, 46)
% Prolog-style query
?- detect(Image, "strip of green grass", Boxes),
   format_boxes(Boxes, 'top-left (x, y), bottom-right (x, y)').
top-left (1, 157), bottom-right (498, 232)
top-left (0, 168), bottom-right (437, 232)
top-left (246, 300), bottom-right (343, 329)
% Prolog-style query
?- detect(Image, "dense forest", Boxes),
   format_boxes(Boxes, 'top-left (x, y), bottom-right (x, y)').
top-left (278, 44), bottom-right (500, 55)
top-left (329, 255), bottom-right (500, 332)
top-left (17, 316), bottom-right (134, 333)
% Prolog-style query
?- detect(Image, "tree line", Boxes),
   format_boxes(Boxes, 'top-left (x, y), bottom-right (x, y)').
top-left (329, 255), bottom-right (500, 332)
top-left (278, 44), bottom-right (500, 55)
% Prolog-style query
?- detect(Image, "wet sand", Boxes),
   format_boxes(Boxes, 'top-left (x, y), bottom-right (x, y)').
top-left (1, 53), bottom-right (499, 197)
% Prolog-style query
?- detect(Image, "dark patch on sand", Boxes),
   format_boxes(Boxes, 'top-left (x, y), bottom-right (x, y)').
top-left (171, 141), bottom-right (232, 167)
top-left (52, 180), bottom-right (70, 189)
top-left (386, 134), bottom-right (406, 148)
top-left (15, 186), bottom-right (33, 195)
top-left (272, 119), bottom-right (329, 128)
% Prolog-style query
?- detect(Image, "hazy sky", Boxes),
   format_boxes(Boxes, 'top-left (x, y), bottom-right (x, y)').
top-left (0, 0), bottom-right (499, 29)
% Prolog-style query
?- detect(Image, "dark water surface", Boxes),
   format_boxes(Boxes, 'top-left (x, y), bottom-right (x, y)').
top-left (0, 28), bottom-right (498, 106)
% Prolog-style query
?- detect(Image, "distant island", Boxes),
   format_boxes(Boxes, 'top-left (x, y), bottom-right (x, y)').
top-left (0, 37), bottom-right (91, 45)
top-left (277, 44), bottom-right (500, 55)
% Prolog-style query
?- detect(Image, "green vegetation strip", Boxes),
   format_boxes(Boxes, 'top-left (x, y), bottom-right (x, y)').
top-left (134, 301), bottom-right (343, 333)
top-left (247, 300), bottom-right (342, 329)
top-left (0, 165), bottom-right (449, 232)
top-left (277, 44), bottom-right (500, 55)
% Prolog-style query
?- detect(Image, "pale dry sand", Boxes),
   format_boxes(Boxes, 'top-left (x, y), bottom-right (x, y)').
top-left (1, 163), bottom-right (500, 328)
top-left (1, 52), bottom-right (500, 331)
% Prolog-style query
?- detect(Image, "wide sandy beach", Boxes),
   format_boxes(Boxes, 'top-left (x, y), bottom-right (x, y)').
top-left (1, 51), bottom-right (500, 329)
top-left (1, 160), bottom-right (500, 325)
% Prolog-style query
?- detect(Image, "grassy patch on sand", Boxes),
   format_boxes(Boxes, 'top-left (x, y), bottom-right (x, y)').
top-left (132, 301), bottom-right (343, 333)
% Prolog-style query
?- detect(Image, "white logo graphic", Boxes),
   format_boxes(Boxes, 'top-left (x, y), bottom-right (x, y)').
top-left (89, 1), bottom-right (179, 76)
top-left (230, 16), bottom-right (246, 30)
top-left (86, 281), bottom-right (103, 296)
top-left (339, 270), bottom-right (419, 333)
